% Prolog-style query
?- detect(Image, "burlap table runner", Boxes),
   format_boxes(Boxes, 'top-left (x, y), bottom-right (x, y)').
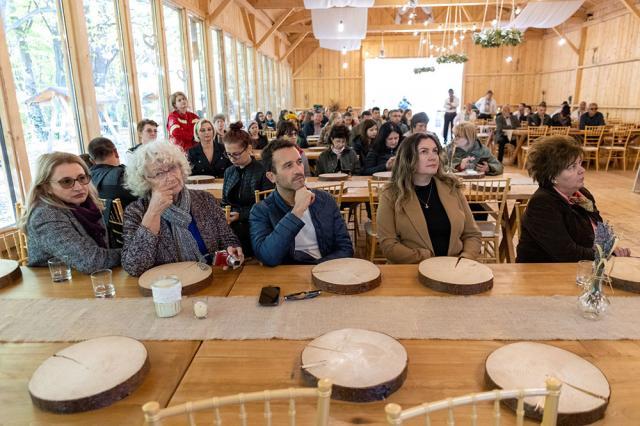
top-left (1, 295), bottom-right (638, 342)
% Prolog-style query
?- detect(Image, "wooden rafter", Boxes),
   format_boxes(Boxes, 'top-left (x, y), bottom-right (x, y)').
top-left (281, 31), bottom-right (309, 61)
top-left (281, 23), bottom-right (482, 33)
top-left (256, 9), bottom-right (296, 49)
top-left (241, 8), bottom-right (256, 44)
top-left (283, 10), bottom-right (310, 26)
top-left (293, 42), bottom-right (320, 78)
top-left (620, 0), bottom-right (640, 21)
top-left (551, 27), bottom-right (579, 55)
top-left (251, 0), bottom-right (528, 9)
top-left (207, 0), bottom-right (232, 23)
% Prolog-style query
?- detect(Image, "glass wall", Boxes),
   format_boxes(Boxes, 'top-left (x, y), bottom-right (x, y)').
top-left (84, 0), bottom-right (135, 159)
top-left (246, 46), bottom-right (256, 120)
top-left (188, 15), bottom-right (208, 118)
top-left (223, 33), bottom-right (237, 122)
top-left (2, 0), bottom-right (82, 174)
top-left (209, 28), bottom-right (225, 115)
top-left (0, 120), bottom-right (17, 227)
top-left (260, 54), bottom-right (269, 113)
top-left (236, 40), bottom-right (248, 124)
top-left (129, 0), bottom-right (165, 138)
top-left (162, 4), bottom-right (187, 95)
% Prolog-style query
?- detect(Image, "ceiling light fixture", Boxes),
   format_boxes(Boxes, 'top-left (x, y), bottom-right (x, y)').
top-left (506, 56), bottom-right (513, 62)
top-left (338, 20), bottom-right (344, 32)
top-left (558, 37), bottom-right (566, 46)
top-left (342, 62), bottom-right (348, 69)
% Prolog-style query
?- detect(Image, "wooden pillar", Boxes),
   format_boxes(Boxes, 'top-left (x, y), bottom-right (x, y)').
top-left (181, 9), bottom-right (195, 108)
top-left (573, 26), bottom-right (588, 105)
top-left (116, 0), bottom-right (141, 139)
top-left (153, 0), bottom-right (171, 117)
top-left (203, 18), bottom-right (217, 115)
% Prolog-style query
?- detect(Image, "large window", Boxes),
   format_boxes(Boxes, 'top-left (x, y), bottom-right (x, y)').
top-left (223, 33), bottom-right (238, 122)
top-left (163, 4), bottom-right (187, 95)
top-left (236, 40), bottom-right (248, 124)
top-left (2, 0), bottom-right (81, 174)
top-left (209, 28), bottom-right (225, 114)
top-left (246, 46), bottom-right (256, 118)
top-left (84, 0), bottom-right (135, 159)
top-left (268, 57), bottom-right (277, 114)
top-left (0, 120), bottom-right (17, 228)
top-left (188, 16), bottom-right (208, 117)
top-left (260, 54), bottom-right (269, 112)
top-left (129, 0), bottom-right (165, 139)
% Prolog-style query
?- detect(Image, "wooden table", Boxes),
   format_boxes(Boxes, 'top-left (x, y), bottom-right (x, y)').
top-left (2, 264), bottom-right (640, 424)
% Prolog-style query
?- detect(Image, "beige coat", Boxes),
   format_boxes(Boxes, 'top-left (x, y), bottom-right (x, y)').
top-left (376, 178), bottom-right (482, 264)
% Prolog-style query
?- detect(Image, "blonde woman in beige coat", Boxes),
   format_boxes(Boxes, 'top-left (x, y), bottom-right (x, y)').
top-left (376, 133), bottom-right (481, 264)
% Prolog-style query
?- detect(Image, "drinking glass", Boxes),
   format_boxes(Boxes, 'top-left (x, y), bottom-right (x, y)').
top-left (576, 260), bottom-right (594, 289)
top-left (91, 269), bottom-right (115, 298)
top-left (48, 257), bottom-right (71, 283)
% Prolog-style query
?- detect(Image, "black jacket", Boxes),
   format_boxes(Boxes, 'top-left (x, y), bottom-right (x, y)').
top-left (89, 164), bottom-right (136, 208)
top-left (363, 148), bottom-right (396, 175)
top-left (187, 142), bottom-right (231, 178)
top-left (315, 148), bottom-right (361, 176)
top-left (351, 135), bottom-right (371, 169)
top-left (250, 135), bottom-right (269, 150)
top-left (222, 158), bottom-right (274, 223)
top-left (579, 112), bottom-right (606, 129)
top-left (527, 113), bottom-right (552, 127)
top-left (517, 186), bottom-right (603, 263)
top-left (551, 113), bottom-right (572, 127)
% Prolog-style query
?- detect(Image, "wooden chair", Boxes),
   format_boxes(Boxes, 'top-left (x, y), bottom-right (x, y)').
top-left (265, 129), bottom-right (277, 141)
top-left (628, 130), bottom-right (640, 171)
top-left (385, 377), bottom-right (561, 425)
top-left (600, 128), bottom-right (633, 171)
top-left (521, 126), bottom-right (548, 169)
top-left (607, 117), bottom-right (622, 125)
top-left (547, 127), bottom-right (570, 136)
top-left (142, 379), bottom-right (332, 426)
top-left (0, 229), bottom-right (28, 265)
top-left (365, 179), bottom-right (387, 263)
top-left (100, 198), bottom-right (124, 247)
top-left (254, 188), bottom-right (275, 204)
top-left (582, 126), bottom-right (605, 171)
top-left (514, 201), bottom-right (528, 241)
top-left (224, 205), bottom-right (232, 224)
top-left (312, 182), bottom-right (344, 209)
top-left (463, 179), bottom-right (511, 263)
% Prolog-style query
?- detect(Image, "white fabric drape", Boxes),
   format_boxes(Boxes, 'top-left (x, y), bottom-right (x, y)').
top-left (311, 7), bottom-right (368, 40)
top-left (509, 0), bottom-right (584, 29)
top-left (319, 38), bottom-right (361, 51)
top-left (304, 0), bottom-right (373, 8)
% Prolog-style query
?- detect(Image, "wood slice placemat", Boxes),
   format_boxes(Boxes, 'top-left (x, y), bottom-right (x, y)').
top-left (138, 261), bottom-right (212, 296)
top-left (418, 256), bottom-right (493, 295)
top-left (301, 328), bottom-right (407, 402)
top-left (312, 258), bottom-right (381, 294)
top-left (485, 342), bottom-right (610, 426)
top-left (28, 336), bottom-right (149, 413)
top-left (187, 175), bottom-right (215, 184)
top-left (373, 171), bottom-right (392, 181)
top-left (0, 259), bottom-right (21, 289)
top-left (318, 172), bottom-right (349, 182)
top-left (608, 257), bottom-right (640, 293)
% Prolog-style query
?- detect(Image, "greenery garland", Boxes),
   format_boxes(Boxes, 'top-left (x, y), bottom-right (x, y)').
top-left (413, 66), bottom-right (435, 74)
top-left (436, 53), bottom-right (468, 64)
top-left (472, 28), bottom-right (524, 48)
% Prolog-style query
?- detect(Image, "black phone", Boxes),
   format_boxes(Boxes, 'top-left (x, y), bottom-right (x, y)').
top-left (477, 157), bottom-right (490, 164)
top-left (258, 286), bottom-right (280, 306)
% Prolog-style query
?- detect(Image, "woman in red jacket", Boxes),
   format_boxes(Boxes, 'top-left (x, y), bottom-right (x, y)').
top-left (166, 91), bottom-right (199, 151)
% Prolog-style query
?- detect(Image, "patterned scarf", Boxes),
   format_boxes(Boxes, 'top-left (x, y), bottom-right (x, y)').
top-left (568, 191), bottom-right (594, 213)
top-left (70, 198), bottom-right (107, 248)
top-left (160, 189), bottom-right (206, 263)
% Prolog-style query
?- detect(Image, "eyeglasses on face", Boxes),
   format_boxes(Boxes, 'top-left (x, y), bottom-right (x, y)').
top-left (223, 146), bottom-right (248, 159)
top-left (146, 164), bottom-right (179, 180)
top-left (51, 174), bottom-right (91, 189)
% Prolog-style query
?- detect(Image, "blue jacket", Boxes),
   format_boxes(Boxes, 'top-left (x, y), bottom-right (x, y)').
top-left (249, 189), bottom-right (353, 266)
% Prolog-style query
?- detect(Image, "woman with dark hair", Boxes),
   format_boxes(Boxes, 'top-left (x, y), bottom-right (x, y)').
top-left (254, 112), bottom-right (266, 129)
top-left (187, 119), bottom-right (231, 178)
top-left (363, 122), bottom-right (402, 175)
top-left (166, 91), bottom-right (199, 151)
top-left (248, 120), bottom-right (269, 150)
top-left (276, 121), bottom-right (311, 176)
top-left (382, 108), bottom-right (389, 122)
top-left (316, 125), bottom-right (360, 175)
top-left (399, 109), bottom-right (412, 134)
top-left (264, 111), bottom-right (276, 129)
top-left (352, 119), bottom-right (378, 169)
top-left (376, 133), bottom-right (481, 263)
top-left (517, 136), bottom-right (631, 262)
top-left (222, 122), bottom-right (274, 256)
top-left (552, 105), bottom-right (572, 127)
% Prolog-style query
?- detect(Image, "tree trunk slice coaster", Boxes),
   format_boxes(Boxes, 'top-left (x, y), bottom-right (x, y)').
top-left (608, 257), bottom-right (640, 293)
top-left (454, 170), bottom-right (486, 179)
top-left (373, 171), bottom-right (393, 181)
top-left (187, 175), bottom-right (216, 184)
top-left (485, 342), bottom-right (610, 426)
top-left (418, 256), bottom-right (493, 295)
top-left (28, 336), bottom-right (149, 414)
top-left (301, 328), bottom-right (407, 402)
top-left (311, 258), bottom-right (381, 294)
top-left (0, 259), bottom-right (21, 289)
top-left (318, 172), bottom-right (349, 181)
top-left (138, 261), bottom-right (212, 296)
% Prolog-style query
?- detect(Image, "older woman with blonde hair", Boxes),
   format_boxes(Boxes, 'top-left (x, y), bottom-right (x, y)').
top-left (377, 133), bottom-right (481, 263)
top-left (447, 122), bottom-right (503, 175)
top-left (122, 141), bottom-right (243, 276)
top-left (318, 111), bottom-right (344, 146)
top-left (187, 118), bottom-right (231, 178)
top-left (22, 152), bottom-right (121, 273)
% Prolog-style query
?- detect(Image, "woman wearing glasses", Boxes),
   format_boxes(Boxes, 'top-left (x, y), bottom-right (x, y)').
top-left (221, 122), bottom-right (274, 256)
top-left (187, 118), bottom-right (231, 178)
top-left (21, 152), bottom-right (121, 273)
top-left (122, 141), bottom-right (243, 276)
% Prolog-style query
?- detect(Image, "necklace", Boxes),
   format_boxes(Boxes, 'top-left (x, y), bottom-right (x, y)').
top-left (417, 182), bottom-right (434, 209)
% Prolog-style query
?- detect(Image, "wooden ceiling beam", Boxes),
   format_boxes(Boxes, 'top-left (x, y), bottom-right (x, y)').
top-left (620, 0), bottom-right (640, 21)
top-left (551, 27), bottom-right (579, 55)
top-left (293, 42), bottom-right (320, 77)
top-left (251, 0), bottom-right (566, 9)
top-left (281, 31), bottom-right (309, 61)
top-left (241, 8), bottom-right (256, 44)
top-left (281, 23), bottom-right (482, 33)
top-left (207, 0), bottom-right (232, 23)
top-left (256, 9), bottom-right (297, 49)
top-left (283, 10), bottom-right (310, 26)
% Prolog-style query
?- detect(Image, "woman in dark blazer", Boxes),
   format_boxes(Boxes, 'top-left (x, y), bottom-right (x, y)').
top-left (517, 135), bottom-right (631, 262)
top-left (187, 119), bottom-right (231, 178)
top-left (363, 122), bottom-right (402, 175)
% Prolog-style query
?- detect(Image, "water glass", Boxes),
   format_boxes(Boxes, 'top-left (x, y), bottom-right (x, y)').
top-left (91, 269), bottom-right (115, 298)
top-left (576, 260), bottom-right (594, 289)
top-left (48, 257), bottom-right (71, 283)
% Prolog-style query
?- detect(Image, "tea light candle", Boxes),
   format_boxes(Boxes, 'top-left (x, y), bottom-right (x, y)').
top-left (194, 301), bottom-right (208, 319)
top-left (150, 276), bottom-right (182, 318)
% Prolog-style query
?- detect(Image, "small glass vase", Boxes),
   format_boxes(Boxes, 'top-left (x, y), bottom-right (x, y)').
top-left (577, 276), bottom-right (611, 320)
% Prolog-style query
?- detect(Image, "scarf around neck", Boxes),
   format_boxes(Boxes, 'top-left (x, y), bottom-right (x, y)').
top-left (70, 198), bottom-right (107, 248)
top-left (160, 189), bottom-right (206, 263)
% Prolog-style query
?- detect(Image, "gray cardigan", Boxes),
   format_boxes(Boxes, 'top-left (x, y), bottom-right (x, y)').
top-left (121, 189), bottom-right (240, 276)
top-left (26, 203), bottom-right (121, 274)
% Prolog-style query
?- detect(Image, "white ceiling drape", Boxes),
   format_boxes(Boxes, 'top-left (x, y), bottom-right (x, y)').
top-left (509, 0), bottom-right (585, 29)
top-left (319, 38), bottom-right (362, 51)
top-left (311, 7), bottom-right (368, 40)
top-left (304, 0), bottom-right (373, 8)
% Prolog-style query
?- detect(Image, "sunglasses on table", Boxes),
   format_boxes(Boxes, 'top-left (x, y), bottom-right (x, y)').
top-left (50, 174), bottom-right (91, 189)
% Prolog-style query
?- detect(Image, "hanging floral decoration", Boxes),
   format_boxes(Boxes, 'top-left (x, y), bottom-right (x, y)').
top-left (472, 28), bottom-right (524, 48)
top-left (436, 53), bottom-right (468, 64)
top-left (413, 66), bottom-right (436, 74)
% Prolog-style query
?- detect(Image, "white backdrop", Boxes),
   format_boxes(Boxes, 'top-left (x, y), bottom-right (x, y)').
top-left (364, 57), bottom-right (464, 138)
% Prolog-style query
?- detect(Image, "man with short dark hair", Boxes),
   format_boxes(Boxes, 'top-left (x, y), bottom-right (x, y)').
top-left (127, 119), bottom-right (158, 162)
top-left (302, 110), bottom-right (325, 138)
top-left (388, 109), bottom-right (402, 125)
top-left (407, 112), bottom-right (429, 136)
top-left (579, 103), bottom-right (606, 129)
top-left (475, 90), bottom-right (497, 119)
top-left (528, 102), bottom-right (552, 127)
top-left (249, 139), bottom-right (353, 266)
top-left (88, 137), bottom-right (137, 209)
top-left (371, 106), bottom-right (382, 126)
top-left (443, 88), bottom-right (459, 143)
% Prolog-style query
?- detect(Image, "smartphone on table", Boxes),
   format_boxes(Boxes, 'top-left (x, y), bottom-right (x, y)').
top-left (258, 286), bottom-right (280, 306)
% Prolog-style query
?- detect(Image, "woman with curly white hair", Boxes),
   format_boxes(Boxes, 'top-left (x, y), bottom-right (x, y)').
top-left (122, 141), bottom-right (243, 276)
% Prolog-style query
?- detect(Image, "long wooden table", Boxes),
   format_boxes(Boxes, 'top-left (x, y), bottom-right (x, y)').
top-left (2, 263), bottom-right (640, 425)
